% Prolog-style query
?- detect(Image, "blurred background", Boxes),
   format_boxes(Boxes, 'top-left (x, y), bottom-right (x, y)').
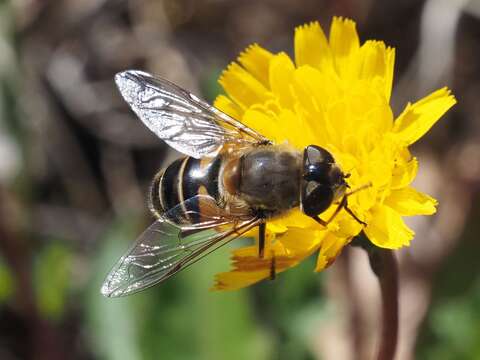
top-left (0, 0), bottom-right (479, 359)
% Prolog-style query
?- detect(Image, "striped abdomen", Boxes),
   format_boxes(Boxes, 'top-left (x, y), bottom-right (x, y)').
top-left (149, 155), bottom-right (223, 219)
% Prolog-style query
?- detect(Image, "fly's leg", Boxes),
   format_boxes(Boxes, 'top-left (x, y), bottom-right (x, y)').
top-left (344, 202), bottom-right (367, 226)
top-left (269, 251), bottom-right (276, 280)
top-left (311, 196), bottom-right (348, 227)
top-left (312, 216), bottom-right (328, 226)
top-left (343, 182), bottom-right (371, 226)
top-left (255, 209), bottom-right (268, 259)
top-left (258, 220), bottom-right (266, 258)
top-left (311, 197), bottom-right (366, 227)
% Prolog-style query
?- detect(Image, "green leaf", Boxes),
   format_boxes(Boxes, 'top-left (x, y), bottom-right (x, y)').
top-left (0, 255), bottom-right (14, 303)
top-left (34, 242), bottom-right (71, 320)
top-left (85, 218), bottom-right (143, 360)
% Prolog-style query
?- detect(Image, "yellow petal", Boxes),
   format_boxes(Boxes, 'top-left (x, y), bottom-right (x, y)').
top-left (242, 108), bottom-right (280, 142)
top-left (270, 209), bottom-right (318, 230)
top-left (243, 105), bottom-right (317, 149)
top-left (363, 101), bottom-right (394, 135)
top-left (393, 87), bottom-right (456, 145)
top-left (357, 41), bottom-right (395, 101)
top-left (238, 43), bottom-right (274, 87)
top-left (213, 270), bottom-right (271, 291)
top-left (364, 205), bottom-right (414, 249)
top-left (277, 227), bottom-right (324, 256)
top-left (315, 253), bottom-right (328, 272)
top-left (294, 21), bottom-right (332, 70)
top-left (391, 148), bottom-right (418, 189)
top-left (329, 17), bottom-right (360, 77)
top-left (384, 187), bottom-right (437, 216)
top-left (292, 65), bottom-right (340, 145)
top-left (212, 238), bottom-right (307, 291)
top-left (385, 47), bottom-right (395, 101)
top-left (269, 52), bottom-right (295, 108)
top-left (315, 232), bottom-right (349, 271)
top-left (213, 94), bottom-right (243, 119)
top-left (326, 99), bottom-right (349, 145)
top-left (294, 65), bottom-right (342, 108)
top-left (219, 62), bottom-right (271, 110)
top-left (343, 80), bottom-right (393, 136)
top-left (276, 109), bottom-right (317, 149)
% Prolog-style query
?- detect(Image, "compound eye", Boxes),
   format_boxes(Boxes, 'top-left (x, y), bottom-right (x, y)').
top-left (303, 145), bottom-right (334, 182)
top-left (302, 182), bottom-right (334, 217)
top-left (304, 145), bottom-right (334, 166)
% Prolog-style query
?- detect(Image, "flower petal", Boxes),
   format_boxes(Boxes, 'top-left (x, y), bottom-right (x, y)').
top-left (214, 94), bottom-right (243, 119)
top-left (364, 205), bottom-right (414, 249)
top-left (213, 228), bottom-right (319, 291)
top-left (212, 242), bottom-right (283, 291)
top-left (219, 62), bottom-right (271, 110)
top-left (315, 232), bottom-right (349, 271)
top-left (292, 65), bottom-right (340, 145)
top-left (270, 209), bottom-right (318, 230)
top-left (238, 43), bottom-right (274, 87)
top-left (276, 109), bottom-right (317, 148)
top-left (391, 148), bottom-right (418, 189)
top-left (329, 17), bottom-right (360, 78)
top-left (393, 87), bottom-right (456, 145)
top-left (384, 187), bottom-right (437, 216)
top-left (213, 269), bottom-right (271, 291)
top-left (294, 21), bottom-right (332, 70)
top-left (357, 41), bottom-right (395, 101)
top-left (277, 227), bottom-right (325, 256)
top-left (269, 52), bottom-right (295, 108)
top-left (242, 107), bottom-right (281, 142)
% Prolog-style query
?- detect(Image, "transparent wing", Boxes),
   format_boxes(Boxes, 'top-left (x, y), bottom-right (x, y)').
top-left (115, 70), bottom-right (270, 158)
top-left (101, 196), bottom-right (258, 297)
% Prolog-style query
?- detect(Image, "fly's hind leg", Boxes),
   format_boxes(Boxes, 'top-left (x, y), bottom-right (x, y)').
top-left (258, 220), bottom-right (266, 258)
top-left (256, 209), bottom-right (267, 259)
top-left (269, 251), bottom-right (276, 280)
top-left (256, 209), bottom-right (275, 277)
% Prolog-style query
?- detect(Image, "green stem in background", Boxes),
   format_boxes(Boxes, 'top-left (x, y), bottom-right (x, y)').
top-left (351, 235), bottom-right (399, 360)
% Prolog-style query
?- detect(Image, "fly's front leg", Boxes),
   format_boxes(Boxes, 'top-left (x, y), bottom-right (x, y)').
top-left (311, 216), bottom-right (328, 227)
top-left (344, 201), bottom-right (367, 226)
top-left (311, 196), bottom-right (366, 227)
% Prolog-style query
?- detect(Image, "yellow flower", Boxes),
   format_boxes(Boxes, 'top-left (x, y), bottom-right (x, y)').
top-left (212, 18), bottom-right (456, 291)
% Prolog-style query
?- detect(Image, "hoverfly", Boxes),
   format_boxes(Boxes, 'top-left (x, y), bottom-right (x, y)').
top-left (101, 70), bottom-right (366, 297)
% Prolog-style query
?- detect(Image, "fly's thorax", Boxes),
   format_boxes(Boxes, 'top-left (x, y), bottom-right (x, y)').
top-left (222, 144), bottom-right (302, 213)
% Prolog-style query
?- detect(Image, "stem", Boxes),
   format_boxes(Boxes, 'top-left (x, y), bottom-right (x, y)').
top-left (368, 249), bottom-right (399, 360)
top-left (341, 248), bottom-right (365, 359)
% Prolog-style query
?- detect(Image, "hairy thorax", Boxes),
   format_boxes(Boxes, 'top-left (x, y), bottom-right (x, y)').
top-left (222, 145), bottom-right (302, 214)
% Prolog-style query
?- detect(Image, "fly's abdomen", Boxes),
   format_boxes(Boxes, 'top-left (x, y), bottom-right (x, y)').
top-left (149, 156), bottom-right (223, 220)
